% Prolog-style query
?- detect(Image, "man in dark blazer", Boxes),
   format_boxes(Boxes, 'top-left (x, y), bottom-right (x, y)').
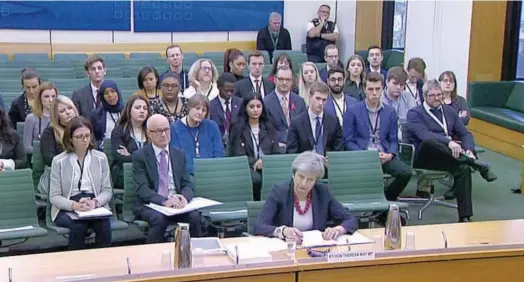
top-left (256, 12), bottom-right (292, 63)
top-left (264, 67), bottom-right (306, 151)
top-left (366, 46), bottom-right (388, 85)
top-left (287, 81), bottom-right (342, 154)
top-left (133, 114), bottom-right (202, 243)
top-left (343, 72), bottom-right (412, 212)
top-left (406, 79), bottom-right (497, 223)
top-left (210, 73), bottom-right (242, 147)
top-left (235, 51), bottom-right (275, 100)
top-left (72, 55), bottom-right (106, 118)
top-left (324, 67), bottom-right (358, 126)
top-left (318, 44), bottom-right (343, 83)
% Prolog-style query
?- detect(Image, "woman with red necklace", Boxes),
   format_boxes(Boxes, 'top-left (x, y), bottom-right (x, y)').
top-left (254, 152), bottom-right (357, 242)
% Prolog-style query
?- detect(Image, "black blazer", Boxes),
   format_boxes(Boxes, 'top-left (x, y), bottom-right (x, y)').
top-left (40, 126), bottom-right (63, 167)
top-left (286, 111), bottom-right (343, 154)
top-left (228, 121), bottom-right (281, 167)
top-left (254, 180), bottom-right (358, 237)
top-left (256, 27), bottom-right (292, 62)
top-left (72, 84), bottom-right (98, 118)
top-left (9, 93), bottom-right (28, 129)
top-left (234, 77), bottom-right (275, 100)
top-left (110, 125), bottom-right (143, 190)
top-left (0, 129), bottom-right (27, 169)
top-left (132, 144), bottom-right (194, 215)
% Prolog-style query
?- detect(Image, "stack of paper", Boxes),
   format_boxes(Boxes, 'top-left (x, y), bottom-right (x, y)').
top-left (224, 243), bottom-right (272, 264)
top-left (146, 197), bottom-right (223, 216)
top-left (301, 230), bottom-right (374, 248)
top-left (70, 207), bottom-right (112, 220)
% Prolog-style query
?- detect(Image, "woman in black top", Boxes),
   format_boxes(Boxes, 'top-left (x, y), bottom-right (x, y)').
top-left (110, 94), bottom-right (149, 189)
top-left (223, 48), bottom-right (246, 81)
top-left (0, 107), bottom-right (26, 171)
top-left (343, 54), bottom-right (366, 101)
top-left (228, 93), bottom-right (281, 201)
top-left (149, 73), bottom-right (188, 124)
top-left (9, 68), bottom-right (41, 129)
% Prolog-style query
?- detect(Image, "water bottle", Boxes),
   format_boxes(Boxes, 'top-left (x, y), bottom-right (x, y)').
top-left (384, 204), bottom-right (402, 250)
top-left (173, 223), bottom-right (192, 269)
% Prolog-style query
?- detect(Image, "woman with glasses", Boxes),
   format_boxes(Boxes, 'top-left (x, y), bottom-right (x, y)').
top-left (89, 80), bottom-right (124, 148)
top-left (183, 58), bottom-right (220, 100)
top-left (343, 54), bottom-right (366, 101)
top-left (439, 71), bottom-right (470, 125)
top-left (23, 82), bottom-right (57, 154)
top-left (297, 62), bottom-right (321, 105)
top-left (170, 94), bottom-right (224, 177)
top-left (110, 94), bottom-right (149, 190)
top-left (49, 116), bottom-right (113, 250)
top-left (10, 68), bottom-right (41, 129)
top-left (254, 152), bottom-right (357, 241)
top-left (150, 73), bottom-right (188, 124)
top-left (133, 66), bottom-right (162, 101)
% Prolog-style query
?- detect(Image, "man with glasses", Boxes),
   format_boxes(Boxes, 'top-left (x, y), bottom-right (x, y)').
top-left (72, 55), bottom-right (106, 118)
top-left (162, 44), bottom-right (189, 90)
top-left (319, 44), bottom-right (343, 83)
top-left (264, 67), bottom-right (306, 152)
top-left (306, 4), bottom-right (339, 63)
top-left (132, 114), bottom-right (201, 243)
top-left (324, 66), bottom-right (358, 126)
top-left (406, 80), bottom-right (497, 223)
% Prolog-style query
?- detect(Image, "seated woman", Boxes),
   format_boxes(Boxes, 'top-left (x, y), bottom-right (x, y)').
top-left (23, 81), bottom-right (57, 154)
top-left (254, 152), bottom-right (357, 241)
top-left (49, 116), bottom-right (113, 250)
top-left (0, 107), bottom-right (27, 170)
top-left (171, 94), bottom-right (224, 177)
top-left (39, 96), bottom-right (79, 195)
top-left (111, 94), bottom-right (149, 190)
top-left (439, 70), bottom-right (470, 125)
top-left (343, 55), bottom-right (366, 101)
top-left (133, 66), bottom-right (162, 101)
top-left (229, 94), bottom-right (281, 201)
top-left (9, 68), bottom-right (41, 129)
top-left (223, 48), bottom-right (246, 81)
top-left (149, 73), bottom-right (188, 124)
top-left (297, 62), bottom-right (321, 104)
top-left (89, 80), bottom-right (123, 148)
top-left (183, 58), bottom-right (220, 100)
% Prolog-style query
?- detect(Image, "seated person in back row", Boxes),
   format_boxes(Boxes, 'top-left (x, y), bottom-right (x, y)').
top-left (254, 151), bottom-right (358, 241)
top-left (133, 114), bottom-right (202, 243)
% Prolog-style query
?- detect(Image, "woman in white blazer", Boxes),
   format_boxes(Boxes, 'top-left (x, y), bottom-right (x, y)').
top-left (49, 116), bottom-right (113, 250)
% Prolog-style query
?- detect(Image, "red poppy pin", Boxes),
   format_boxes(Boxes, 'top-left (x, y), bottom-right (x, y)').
top-left (291, 103), bottom-right (296, 111)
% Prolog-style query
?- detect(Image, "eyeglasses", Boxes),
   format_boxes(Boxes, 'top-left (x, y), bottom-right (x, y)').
top-left (149, 128), bottom-right (170, 135)
top-left (161, 83), bottom-right (179, 89)
top-left (276, 77), bottom-right (293, 83)
top-left (200, 66), bottom-right (213, 72)
top-left (329, 78), bottom-right (344, 83)
top-left (427, 93), bottom-right (443, 99)
top-left (441, 79), bottom-right (454, 84)
top-left (73, 133), bottom-right (91, 140)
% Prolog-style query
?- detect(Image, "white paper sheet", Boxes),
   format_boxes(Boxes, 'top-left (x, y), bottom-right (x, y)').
top-left (146, 197), bottom-right (222, 216)
top-left (224, 242), bottom-right (272, 264)
top-left (301, 230), bottom-right (374, 248)
top-left (0, 225), bottom-right (34, 233)
top-left (248, 237), bottom-right (289, 252)
top-left (208, 209), bottom-right (247, 215)
top-left (75, 207), bottom-right (112, 218)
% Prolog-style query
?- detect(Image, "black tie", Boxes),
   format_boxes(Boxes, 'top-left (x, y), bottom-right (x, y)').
top-left (431, 108), bottom-right (443, 121)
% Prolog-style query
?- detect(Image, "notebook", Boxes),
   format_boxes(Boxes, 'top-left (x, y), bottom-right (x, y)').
top-left (67, 207), bottom-right (113, 220)
top-left (301, 230), bottom-right (374, 248)
top-left (146, 197), bottom-right (222, 216)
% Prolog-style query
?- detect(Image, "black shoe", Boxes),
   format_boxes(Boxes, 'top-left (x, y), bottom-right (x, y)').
top-left (459, 216), bottom-right (471, 223)
top-left (416, 190), bottom-right (431, 198)
top-left (444, 188), bottom-right (456, 200)
top-left (479, 168), bottom-right (498, 182)
top-left (511, 188), bottom-right (522, 194)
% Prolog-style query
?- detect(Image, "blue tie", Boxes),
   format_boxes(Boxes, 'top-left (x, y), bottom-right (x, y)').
top-left (315, 117), bottom-right (324, 155)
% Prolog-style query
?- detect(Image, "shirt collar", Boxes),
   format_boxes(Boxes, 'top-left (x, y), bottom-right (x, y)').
top-left (91, 83), bottom-right (98, 93)
top-left (308, 109), bottom-right (323, 120)
top-left (152, 144), bottom-right (169, 157)
top-left (218, 95), bottom-right (229, 105)
top-left (423, 101), bottom-right (442, 112)
top-left (275, 89), bottom-right (290, 100)
top-left (365, 99), bottom-right (383, 113)
top-left (250, 74), bottom-right (262, 82)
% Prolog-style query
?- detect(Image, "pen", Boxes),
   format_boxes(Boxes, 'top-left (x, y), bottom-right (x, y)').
top-left (441, 231), bottom-right (448, 249)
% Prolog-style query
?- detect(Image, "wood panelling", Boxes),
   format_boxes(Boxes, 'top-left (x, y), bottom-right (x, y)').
top-left (354, 0), bottom-right (383, 51)
top-left (467, 1), bottom-right (508, 82)
top-left (469, 118), bottom-right (524, 161)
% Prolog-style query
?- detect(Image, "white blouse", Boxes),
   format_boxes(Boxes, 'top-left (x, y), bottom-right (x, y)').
top-left (293, 201), bottom-right (314, 231)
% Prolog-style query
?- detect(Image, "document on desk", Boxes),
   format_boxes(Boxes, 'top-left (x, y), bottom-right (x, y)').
top-left (247, 237), bottom-right (288, 252)
top-left (224, 242), bottom-right (272, 264)
top-left (146, 197), bottom-right (223, 216)
top-left (67, 208), bottom-right (113, 220)
top-left (0, 225), bottom-right (34, 233)
top-left (191, 237), bottom-right (225, 255)
top-left (301, 230), bottom-right (374, 248)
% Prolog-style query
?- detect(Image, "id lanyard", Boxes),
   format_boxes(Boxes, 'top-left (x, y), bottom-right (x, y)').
top-left (331, 94), bottom-right (346, 118)
top-left (188, 125), bottom-right (201, 157)
top-left (424, 105), bottom-right (449, 138)
top-left (250, 129), bottom-right (261, 159)
top-left (368, 109), bottom-right (381, 144)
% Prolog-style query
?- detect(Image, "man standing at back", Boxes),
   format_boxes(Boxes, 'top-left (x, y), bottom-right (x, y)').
top-left (133, 114), bottom-right (202, 243)
top-left (162, 44), bottom-right (189, 90)
top-left (306, 4), bottom-right (339, 63)
top-left (72, 55), bottom-right (106, 118)
top-left (256, 12), bottom-right (292, 63)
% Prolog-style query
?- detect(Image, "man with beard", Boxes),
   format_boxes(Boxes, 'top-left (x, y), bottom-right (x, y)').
top-left (324, 66), bottom-right (358, 126)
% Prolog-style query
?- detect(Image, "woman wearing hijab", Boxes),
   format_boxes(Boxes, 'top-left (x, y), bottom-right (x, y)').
top-left (89, 80), bottom-right (123, 149)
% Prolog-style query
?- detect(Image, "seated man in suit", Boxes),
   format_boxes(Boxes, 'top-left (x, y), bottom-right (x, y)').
top-left (256, 12), bottom-right (292, 63)
top-left (343, 72), bottom-right (412, 222)
top-left (72, 55), bottom-right (106, 118)
top-left (406, 79), bottom-right (497, 223)
top-left (133, 114), bottom-right (202, 243)
top-left (264, 66), bottom-right (307, 151)
top-left (235, 51), bottom-right (275, 100)
top-left (324, 66), bottom-right (358, 126)
top-left (287, 81), bottom-right (342, 155)
top-left (210, 73), bottom-right (242, 147)
top-left (318, 44), bottom-right (343, 83)
top-left (366, 46), bottom-right (388, 84)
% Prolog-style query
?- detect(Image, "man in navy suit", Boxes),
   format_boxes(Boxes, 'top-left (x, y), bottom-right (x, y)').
top-left (264, 66), bottom-right (307, 152)
top-left (133, 114), bottom-right (202, 243)
top-left (324, 66), bottom-right (358, 126)
top-left (287, 81), bottom-right (343, 154)
top-left (234, 51), bottom-right (275, 100)
top-left (366, 46), bottom-right (388, 85)
top-left (210, 73), bottom-right (242, 147)
top-left (343, 72), bottom-right (412, 218)
top-left (318, 44), bottom-right (343, 83)
top-left (406, 79), bottom-right (497, 223)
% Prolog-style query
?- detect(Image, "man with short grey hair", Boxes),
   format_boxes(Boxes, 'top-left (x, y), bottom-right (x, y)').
top-left (256, 12), bottom-right (292, 63)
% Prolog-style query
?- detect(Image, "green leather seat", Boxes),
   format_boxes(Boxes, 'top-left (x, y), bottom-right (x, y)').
top-left (122, 163), bottom-right (148, 229)
top-left (13, 53), bottom-right (49, 61)
top-left (261, 154), bottom-right (299, 201)
top-left (129, 53), bottom-right (162, 59)
top-left (38, 67), bottom-right (77, 80)
top-left (0, 169), bottom-right (48, 242)
top-left (31, 141), bottom-right (48, 203)
top-left (0, 68), bottom-right (25, 79)
top-left (54, 53), bottom-right (88, 62)
top-left (245, 201), bottom-right (265, 235)
top-left (94, 53), bottom-right (126, 61)
top-left (470, 107), bottom-right (523, 132)
top-left (383, 50), bottom-right (405, 69)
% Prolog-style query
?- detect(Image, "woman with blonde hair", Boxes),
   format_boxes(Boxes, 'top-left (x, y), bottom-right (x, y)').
top-left (297, 62), bottom-right (321, 105)
top-left (183, 58), bottom-right (220, 100)
top-left (343, 54), bottom-right (366, 100)
top-left (23, 81), bottom-right (57, 154)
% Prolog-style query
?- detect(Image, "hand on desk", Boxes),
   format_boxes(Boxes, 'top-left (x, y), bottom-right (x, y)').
top-left (323, 226), bottom-right (344, 240)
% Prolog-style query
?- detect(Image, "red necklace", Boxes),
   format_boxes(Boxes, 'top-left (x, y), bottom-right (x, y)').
top-left (294, 192), bottom-right (312, 215)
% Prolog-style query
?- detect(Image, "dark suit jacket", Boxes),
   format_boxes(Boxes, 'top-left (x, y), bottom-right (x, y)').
top-left (286, 111), bottom-right (343, 154)
top-left (343, 101), bottom-right (399, 155)
top-left (324, 94), bottom-right (358, 122)
top-left (132, 144), bottom-right (194, 214)
top-left (209, 96), bottom-right (243, 137)
top-left (228, 121), bottom-right (281, 166)
top-left (89, 108), bottom-right (110, 144)
top-left (110, 125), bottom-right (142, 190)
top-left (234, 77), bottom-right (275, 100)
top-left (72, 84), bottom-right (98, 118)
top-left (366, 68), bottom-right (389, 86)
top-left (256, 27), bottom-right (292, 62)
top-left (40, 126), bottom-right (63, 167)
top-left (0, 129), bottom-right (27, 169)
top-left (254, 180), bottom-right (358, 237)
top-left (406, 104), bottom-right (475, 153)
top-left (9, 93), bottom-right (28, 129)
top-left (264, 91), bottom-right (307, 144)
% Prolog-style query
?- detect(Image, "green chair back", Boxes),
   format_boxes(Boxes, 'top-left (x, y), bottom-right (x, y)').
top-left (16, 122), bottom-right (24, 142)
top-left (129, 53), bottom-right (162, 59)
top-left (194, 156), bottom-right (253, 203)
top-left (122, 163), bottom-right (136, 222)
top-left (383, 50), bottom-right (405, 69)
top-left (0, 79), bottom-right (22, 93)
top-left (0, 169), bottom-right (40, 228)
top-left (31, 141), bottom-right (46, 192)
top-left (94, 53), bottom-right (126, 61)
top-left (53, 53), bottom-right (88, 62)
top-left (261, 154), bottom-right (298, 200)
top-left (0, 68), bottom-right (24, 79)
top-left (38, 67), bottom-right (77, 80)
top-left (103, 139), bottom-right (114, 166)
top-left (246, 201), bottom-right (264, 234)
top-left (13, 53), bottom-right (49, 61)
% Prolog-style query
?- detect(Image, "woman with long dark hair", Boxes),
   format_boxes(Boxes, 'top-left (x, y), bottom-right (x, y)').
top-left (0, 106), bottom-right (26, 170)
top-left (10, 68), bottom-right (41, 128)
top-left (439, 71), bottom-right (470, 125)
top-left (133, 66), bottom-right (162, 101)
top-left (228, 93), bottom-right (280, 200)
top-left (223, 48), bottom-right (246, 81)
